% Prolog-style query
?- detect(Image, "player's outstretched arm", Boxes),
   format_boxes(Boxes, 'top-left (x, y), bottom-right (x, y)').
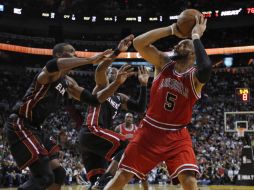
top-left (51, 49), bottom-right (113, 72)
top-left (95, 34), bottom-right (134, 88)
top-left (96, 64), bottom-right (134, 102)
top-left (192, 16), bottom-right (212, 92)
top-left (67, 64), bottom-right (134, 105)
top-left (37, 49), bottom-right (113, 84)
top-left (120, 66), bottom-right (149, 113)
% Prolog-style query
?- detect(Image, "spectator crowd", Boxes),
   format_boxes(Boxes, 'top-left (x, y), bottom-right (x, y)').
top-left (0, 66), bottom-right (254, 187)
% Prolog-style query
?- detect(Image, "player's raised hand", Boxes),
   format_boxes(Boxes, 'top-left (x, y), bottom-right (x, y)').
top-left (91, 49), bottom-right (113, 64)
top-left (191, 15), bottom-right (207, 39)
top-left (170, 23), bottom-right (188, 39)
top-left (117, 34), bottom-right (135, 52)
top-left (138, 66), bottom-right (149, 86)
top-left (115, 64), bottom-right (135, 85)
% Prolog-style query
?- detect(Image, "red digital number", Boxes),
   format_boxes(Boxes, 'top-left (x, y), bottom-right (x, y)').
top-left (242, 93), bottom-right (248, 101)
top-left (247, 8), bottom-right (254, 14)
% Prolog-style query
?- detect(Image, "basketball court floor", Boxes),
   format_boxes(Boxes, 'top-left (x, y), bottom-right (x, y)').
top-left (2, 185), bottom-right (254, 190)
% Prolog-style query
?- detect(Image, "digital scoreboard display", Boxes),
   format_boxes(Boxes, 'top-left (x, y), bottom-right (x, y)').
top-left (235, 88), bottom-right (250, 102)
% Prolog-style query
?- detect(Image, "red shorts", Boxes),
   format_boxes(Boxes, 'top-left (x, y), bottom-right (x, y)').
top-left (119, 121), bottom-right (199, 184)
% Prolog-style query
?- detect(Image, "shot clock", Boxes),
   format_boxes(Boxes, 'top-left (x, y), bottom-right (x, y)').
top-left (235, 88), bottom-right (250, 102)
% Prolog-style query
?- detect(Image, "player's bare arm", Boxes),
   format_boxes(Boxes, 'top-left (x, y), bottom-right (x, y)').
top-left (66, 64), bottom-right (134, 105)
top-left (133, 24), bottom-right (188, 75)
top-left (191, 16), bottom-right (212, 94)
top-left (120, 66), bottom-right (149, 112)
top-left (133, 27), bottom-right (174, 71)
top-left (115, 125), bottom-right (120, 133)
top-left (94, 34), bottom-right (134, 91)
top-left (37, 49), bottom-right (113, 85)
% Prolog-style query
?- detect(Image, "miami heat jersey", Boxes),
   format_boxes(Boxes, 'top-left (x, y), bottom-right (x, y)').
top-left (86, 94), bottom-right (121, 130)
top-left (119, 123), bottom-right (138, 139)
top-left (17, 74), bottom-right (68, 126)
top-left (144, 62), bottom-right (201, 130)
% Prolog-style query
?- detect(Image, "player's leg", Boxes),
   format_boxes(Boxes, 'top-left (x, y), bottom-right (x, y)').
top-left (178, 171), bottom-right (198, 190)
top-left (18, 157), bottom-right (55, 190)
top-left (4, 115), bottom-right (55, 189)
top-left (92, 143), bottom-right (127, 189)
top-left (81, 151), bottom-right (107, 187)
top-left (79, 126), bottom-right (128, 189)
top-left (141, 179), bottom-right (149, 190)
top-left (48, 158), bottom-right (66, 190)
top-left (42, 134), bottom-right (65, 190)
top-left (165, 128), bottom-right (199, 190)
top-left (104, 125), bottom-right (159, 190)
top-left (104, 169), bottom-right (134, 190)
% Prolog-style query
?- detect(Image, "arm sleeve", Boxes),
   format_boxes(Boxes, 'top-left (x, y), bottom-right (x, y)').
top-left (45, 58), bottom-right (59, 73)
top-left (193, 39), bottom-right (212, 83)
top-left (80, 89), bottom-right (100, 106)
top-left (126, 86), bottom-right (147, 113)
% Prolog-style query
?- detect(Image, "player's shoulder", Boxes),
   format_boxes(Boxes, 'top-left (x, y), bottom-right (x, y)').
top-left (161, 55), bottom-right (175, 69)
top-left (179, 66), bottom-right (197, 76)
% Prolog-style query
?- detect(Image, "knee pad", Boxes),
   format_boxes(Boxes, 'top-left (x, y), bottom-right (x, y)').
top-left (42, 170), bottom-right (55, 187)
top-left (53, 166), bottom-right (66, 185)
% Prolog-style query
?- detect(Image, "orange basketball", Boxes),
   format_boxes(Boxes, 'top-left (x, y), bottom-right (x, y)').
top-left (176, 9), bottom-right (203, 37)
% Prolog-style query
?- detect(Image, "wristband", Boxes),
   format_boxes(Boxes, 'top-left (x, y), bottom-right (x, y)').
top-left (192, 33), bottom-right (200, 39)
top-left (170, 25), bottom-right (174, 35)
top-left (113, 48), bottom-right (121, 56)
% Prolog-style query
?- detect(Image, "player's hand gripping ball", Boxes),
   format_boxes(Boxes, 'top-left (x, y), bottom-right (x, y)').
top-left (176, 9), bottom-right (204, 38)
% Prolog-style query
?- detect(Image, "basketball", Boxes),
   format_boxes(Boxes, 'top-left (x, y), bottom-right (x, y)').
top-left (176, 9), bottom-right (203, 37)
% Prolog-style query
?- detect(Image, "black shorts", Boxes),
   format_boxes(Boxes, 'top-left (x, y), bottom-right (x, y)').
top-left (81, 151), bottom-right (108, 181)
top-left (79, 125), bottom-right (128, 179)
top-left (79, 125), bottom-right (128, 161)
top-left (4, 114), bottom-right (60, 169)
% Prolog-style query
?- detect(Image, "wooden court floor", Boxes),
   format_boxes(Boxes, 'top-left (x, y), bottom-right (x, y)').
top-left (1, 184), bottom-right (254, 190)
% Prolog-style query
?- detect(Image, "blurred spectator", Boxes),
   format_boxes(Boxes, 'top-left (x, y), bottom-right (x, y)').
top-left (0, 66), bottom-right (253, 186)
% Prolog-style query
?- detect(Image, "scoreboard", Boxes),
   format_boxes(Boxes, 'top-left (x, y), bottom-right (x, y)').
top-left (235, 88), bottom-right (250, 102)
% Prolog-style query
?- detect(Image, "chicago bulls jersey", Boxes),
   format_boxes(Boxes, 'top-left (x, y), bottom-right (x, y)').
top-left (119, 123), bottom-right (138, 139)
top-left (144, 62), bottom-right (201, 130)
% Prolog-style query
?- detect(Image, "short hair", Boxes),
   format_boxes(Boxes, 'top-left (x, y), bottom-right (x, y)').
top-left (107, 67), bottom-right (118, 75)
top-left (125, 112), bottom-right (133, 117)
top-left (52, 43), bottom-right (70, 57)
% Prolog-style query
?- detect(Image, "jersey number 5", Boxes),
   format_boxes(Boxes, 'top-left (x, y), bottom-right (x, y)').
top-left (164, 92), bottom-right (177, 111)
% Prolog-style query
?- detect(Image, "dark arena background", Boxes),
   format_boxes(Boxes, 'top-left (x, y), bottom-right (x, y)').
top-left (0, 0), bottom-right (254, 189)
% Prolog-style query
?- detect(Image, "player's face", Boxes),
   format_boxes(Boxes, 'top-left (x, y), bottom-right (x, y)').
top-left (172, 39), bottom-right (194, 61)
top-left (107, 68), bottom-right (118, 82)
top-left (61, 45), bottom-right (77, 58)
top-left (125, 113), bottom-right (134, 124)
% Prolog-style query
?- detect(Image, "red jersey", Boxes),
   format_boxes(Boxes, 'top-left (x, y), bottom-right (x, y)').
top-left (144, 62), bottom-right (201, 130)
top-left (118, 123), bottom-right (138, 139)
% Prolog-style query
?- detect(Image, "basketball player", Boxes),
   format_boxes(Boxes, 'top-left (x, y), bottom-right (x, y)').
top-left (78, 36), bottom-right (150, 190)
top-left (115, 112), bottom-right (149, 190)
top-left (115, 113), bottom-right (138, 140)
top-left (104, 16), bottom-right (212, 190)
top-left (4, 43), bottom-right (132, 190)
